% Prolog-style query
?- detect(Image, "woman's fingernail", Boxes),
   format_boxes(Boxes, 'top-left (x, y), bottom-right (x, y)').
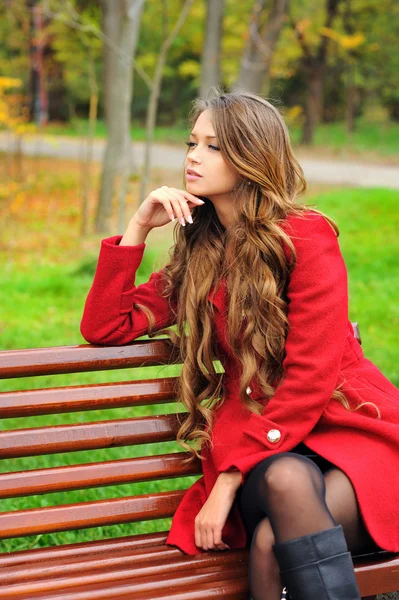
top-left (170, 214), bottom-right (175, 221)
top-left (187, 215), bottom-right (193, 224)
top-left (180, 217), bottom-right (185, 226)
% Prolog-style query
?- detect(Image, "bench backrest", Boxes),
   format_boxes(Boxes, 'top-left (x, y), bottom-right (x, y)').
top-left (0, 339), bottom-right (202, 549)
top-left (0, 323), bottom-right (361, 551)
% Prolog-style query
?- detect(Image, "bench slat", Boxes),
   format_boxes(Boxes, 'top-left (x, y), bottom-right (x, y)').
top-left (0, 531), bottom-right (169, 567)
top-left (0, 414), bottom-right (184, 458)
top-left (0, 453), bottom-right (201, 498)
top-left (0, 545), bottom-right (247, 587)
top-left (0, 563), bottom-right (249, 599)
top-left (22, 576), bottom-right (250, 600)
top-left (0, 534), bottom-right (396, 600)
top-left (0, 378), bottom-right (182, 417)
top-left (0, 490), bottom-right (184, 539)
top-left (356, 553), bottom-right (399, 595)
top-left (0, 340), bottom-right (181, 379)
top-left (0, 545), bottom-right (185, 585)
top-left (0, 561), bottom-right (250, 598)
top-left (0, 325), bottom-right (360, 380)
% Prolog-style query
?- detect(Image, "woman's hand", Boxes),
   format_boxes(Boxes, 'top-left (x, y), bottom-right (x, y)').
top-left (132, 186), bottom-right (205, 230)
top-left (195, 471), bottom-right (242, 551)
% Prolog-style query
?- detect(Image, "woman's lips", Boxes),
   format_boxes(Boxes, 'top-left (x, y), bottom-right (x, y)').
top-left (186, 173), bottom-right (202, 181)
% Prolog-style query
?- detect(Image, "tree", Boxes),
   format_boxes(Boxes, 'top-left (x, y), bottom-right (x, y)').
top-left (138, 0), bottom-right (195, 206)
top-left (234, 0), bottom-right (290, 95)
top-left (44, 0), bottom-right (102, 234)
top-left (291, 0), bottom-right (341, 145)
top-left (199, 0), bottom-right (225, 98)
top-left (362, 0), bottom-right (399, 121)
top-left (95, 0), bottom-right (145, 234)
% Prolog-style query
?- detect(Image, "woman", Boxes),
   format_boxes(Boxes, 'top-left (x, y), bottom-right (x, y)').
top-left (80, 90), bottom-right (399, 600)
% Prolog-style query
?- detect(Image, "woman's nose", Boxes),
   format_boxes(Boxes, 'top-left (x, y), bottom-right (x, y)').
top-left (188, 150), bottom-right (201, 162)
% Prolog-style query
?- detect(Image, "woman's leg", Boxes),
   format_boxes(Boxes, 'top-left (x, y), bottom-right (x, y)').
top-left (246, 516), bottom-right (282, 600)
top-left (239, 452), bottom-right (335, 600)
top-left (323, 466), bottom-right (377, 555)
top-left (238, 453), bottom-right (375, 600)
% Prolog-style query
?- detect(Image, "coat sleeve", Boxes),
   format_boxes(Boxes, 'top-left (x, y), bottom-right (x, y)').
top-left (218, 213), bottom-right (349, 481)
top-left (80, 235), bottom-right (177, 345)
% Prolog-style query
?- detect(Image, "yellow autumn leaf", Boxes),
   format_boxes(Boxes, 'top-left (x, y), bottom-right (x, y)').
top-left (0, 185), bottom-right (12, 199)
top-left (8, 181), bottom-right (19, 192)
top-left (9, 191), bottom-right (26, 215)
top-left (178, 60), bottom-right (200, 78)
top-left (341, 33), bottom-right (365, 49)
top-left (0, 77), bottom-right (22, 90)
top-left (320, 27), bottom-right (342, 43)
top-left (296, 19), bottom-right (311, 35)
top-left (284, 105), bottom-right (304, 127)
top-left (321, 27), bottom-right (365, 49)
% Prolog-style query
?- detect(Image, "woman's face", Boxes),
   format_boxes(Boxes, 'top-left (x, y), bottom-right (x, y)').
top-left (184, 109), bottom-right (240, 203)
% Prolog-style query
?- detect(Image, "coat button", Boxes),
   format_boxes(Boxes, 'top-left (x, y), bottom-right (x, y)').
top-left (267, 429), bottom-right (281, 443)
top-left (246, 386), bottom-right (252, 395)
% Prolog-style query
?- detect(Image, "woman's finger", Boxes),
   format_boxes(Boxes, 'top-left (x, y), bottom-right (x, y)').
top-left (168, 189), bottom-right (193, 224)
top-left (149, 189), bottom-right (175, 222)
top-left (159, 196), bottom-right (176, 222)
top-left (194, 519), bottom-right (202, 550)
top-left (196, 518), bottom-right (208, 551)
top-left (202, 524), bottom-right (210, 550)
top-left (180, 189), bottom-right (205, 205)
top-left (213, 529), bottom-right (230, 551)
top-left (167, 194), bottom-right (185, 225)
top-left (205, 526), bottom-right (216, 551)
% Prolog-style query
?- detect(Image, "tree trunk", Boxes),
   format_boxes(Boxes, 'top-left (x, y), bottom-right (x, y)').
top-left (387, 100), bottom-right (399, 121)
top-left (30, 0), bottom-right (48, 126)
top-left (81, 49), bottom-right (98, 236)
top-left (139, 0), bottom-right (195, 205)
top-left (234, 0), bottom-right (289, 94)
top-left (300, 0), bottom-right (340, 145)
top-left (102, 1), bottom-right (122, 128)
top-left (95, 0), bottom-right (145, 234)
top-left (199, 0), bottom-right (225, 98)
top-left (342, 1), bottom-right (361, 134)
top-left (345, 62), bottom-right (358, 134)
top-left (302, 63), bottom-right (324, 145)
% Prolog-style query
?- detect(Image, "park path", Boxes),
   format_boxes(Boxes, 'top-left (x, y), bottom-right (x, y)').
top-left (1, 132), bottom-right (398, 190)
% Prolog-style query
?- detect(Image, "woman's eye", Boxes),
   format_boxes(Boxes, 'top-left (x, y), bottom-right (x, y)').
top-left (185, 141), bottom-right (220, 151)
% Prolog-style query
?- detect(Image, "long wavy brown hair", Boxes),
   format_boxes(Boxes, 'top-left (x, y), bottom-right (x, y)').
top-left (136, 89), bottom-right (379, 464)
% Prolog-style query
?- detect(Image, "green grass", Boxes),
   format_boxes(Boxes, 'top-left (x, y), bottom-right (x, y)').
top-left (289, 119), bottom-right (399, 158)
top-left (40, 117), bottom-right (399, 158)
top-left (0, 186), bottom-right (398, 553)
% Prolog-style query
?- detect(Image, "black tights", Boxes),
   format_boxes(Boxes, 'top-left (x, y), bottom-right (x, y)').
top-left (237, 451), bottom-right (378, 600)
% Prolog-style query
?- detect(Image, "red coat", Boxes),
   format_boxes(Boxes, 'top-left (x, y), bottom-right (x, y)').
top-left (81, 211), bottom-right (399, 555)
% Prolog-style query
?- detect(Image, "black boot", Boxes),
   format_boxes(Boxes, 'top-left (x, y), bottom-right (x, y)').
top-left (272, 525), bottom-right (361, 600)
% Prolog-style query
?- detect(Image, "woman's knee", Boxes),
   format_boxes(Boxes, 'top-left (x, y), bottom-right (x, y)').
top-left (261, 454), bottom-right (322, 496)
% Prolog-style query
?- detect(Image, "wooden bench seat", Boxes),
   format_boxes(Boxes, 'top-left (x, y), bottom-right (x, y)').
top-left (0, 334), bottom-right (398, 599)
top-left (0, 532), bottom-right (249, 598)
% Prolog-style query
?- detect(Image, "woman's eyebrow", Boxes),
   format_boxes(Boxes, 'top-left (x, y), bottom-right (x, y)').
top-left (190, 132), bottom-right (217, 139)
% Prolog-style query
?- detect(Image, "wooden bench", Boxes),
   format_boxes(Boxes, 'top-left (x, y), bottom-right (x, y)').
top-left (0, 327), bottom-right (398, 599)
